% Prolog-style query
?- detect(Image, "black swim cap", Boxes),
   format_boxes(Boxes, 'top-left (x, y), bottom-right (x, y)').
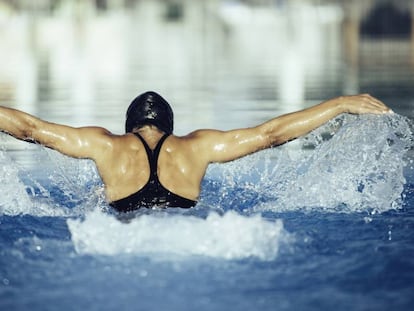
top-left (125, 91), bottom-right (174, 134)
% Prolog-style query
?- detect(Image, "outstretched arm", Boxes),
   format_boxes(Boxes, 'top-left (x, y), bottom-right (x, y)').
top-left (194, 94), bottom-right (392, 163)
top-left (0, 106), bottom-right (111, 159)
top-left (257, 94), bottom-right (391, 146)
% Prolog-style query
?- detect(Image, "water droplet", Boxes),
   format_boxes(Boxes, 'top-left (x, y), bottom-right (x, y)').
top-left (363, 217), bottom-right (372, 223)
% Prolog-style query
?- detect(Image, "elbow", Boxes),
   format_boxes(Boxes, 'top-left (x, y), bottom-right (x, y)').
top-left (1, 108), bottom-right (39, 142)
top-left (18, 119), bottom-right (38, 141)
top-left (260, 124), bottom-right (286, 148)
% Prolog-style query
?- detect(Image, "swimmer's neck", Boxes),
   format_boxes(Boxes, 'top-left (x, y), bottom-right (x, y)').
top-left (133, 126), bottom-right (167, 148)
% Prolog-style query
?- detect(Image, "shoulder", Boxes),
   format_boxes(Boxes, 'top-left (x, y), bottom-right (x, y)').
top-left (74, 127), bottom-right (140, 151)
top-left (177, 128), bottom-right (257, 145)
top-left (176, 129), bottom-right (225, 142)
top-left (171, 127), bottom-right (266, 163)
top-left (166, 130), bottom-right (219, 147)
top-left (74, 126), bottom-right (116, 145)
top-left (76, 126), bottom-right (113, 135)
top-left (166, 130), bottom-right (231, 161)
top-left (89, 132), bottom-right (144, 163)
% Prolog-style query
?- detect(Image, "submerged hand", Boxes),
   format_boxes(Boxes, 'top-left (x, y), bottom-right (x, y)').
top-left (333, 94), bottom-right (393, 115)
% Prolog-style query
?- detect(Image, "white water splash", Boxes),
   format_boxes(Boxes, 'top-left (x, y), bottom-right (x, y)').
top-left (204, 114), bottom-right (413, 213)
top-left (269, 114), bottom-right (412, 212)
top-left (0, 141), bottom-right (104, 217)
top-left (67, 210), bottom-right (286, 261)
top-left (0, 148), bottom-right (34, 215)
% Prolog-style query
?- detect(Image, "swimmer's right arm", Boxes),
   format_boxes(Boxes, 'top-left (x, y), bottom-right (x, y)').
top-left (0, 106), bottom-right (111, 159)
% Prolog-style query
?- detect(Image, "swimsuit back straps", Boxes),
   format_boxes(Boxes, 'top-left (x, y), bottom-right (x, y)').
top-left (109, 133), bottom-right (197, 212)
top-left (134, 133), bottom-right (169, 181)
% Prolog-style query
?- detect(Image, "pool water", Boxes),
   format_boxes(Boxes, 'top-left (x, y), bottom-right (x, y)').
top-left (1, 113), bottom-right (413, 311)
top-left (1, 2), bottom-right (414, 310)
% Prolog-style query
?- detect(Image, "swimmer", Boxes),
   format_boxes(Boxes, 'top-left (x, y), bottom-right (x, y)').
top-left (0, 92), bottom-right (392, 211)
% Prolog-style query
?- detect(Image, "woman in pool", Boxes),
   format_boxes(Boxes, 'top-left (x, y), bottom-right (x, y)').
top-left (0, 92), bottom-right (392, 211)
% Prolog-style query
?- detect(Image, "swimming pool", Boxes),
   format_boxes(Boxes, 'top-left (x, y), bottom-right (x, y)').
top-left (1, 2), bottom-right (414, 310)
top-left (1, 112), bottom-right (413, 311)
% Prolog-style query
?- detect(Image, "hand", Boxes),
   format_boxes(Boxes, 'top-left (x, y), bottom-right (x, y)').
top-left (334, 94), bottom-right (393, 115)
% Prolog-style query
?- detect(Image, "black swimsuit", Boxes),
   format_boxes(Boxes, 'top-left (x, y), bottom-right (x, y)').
top-left (110, 133), bottom-right (197, 212)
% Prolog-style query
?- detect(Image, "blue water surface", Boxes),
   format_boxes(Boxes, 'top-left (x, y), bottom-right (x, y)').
top-left (0, 114), bottom-right (413, 311)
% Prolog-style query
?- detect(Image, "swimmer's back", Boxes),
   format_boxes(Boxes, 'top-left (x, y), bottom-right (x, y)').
top-left (94, 131), bottom-right (210, 203)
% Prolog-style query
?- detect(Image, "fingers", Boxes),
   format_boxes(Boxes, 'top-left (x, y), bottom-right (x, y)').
top-left (356, 94), bottom-right (393, 114)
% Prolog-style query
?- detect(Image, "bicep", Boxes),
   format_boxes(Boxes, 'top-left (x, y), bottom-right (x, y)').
top-left (194, 128), bottom-right (270, 163)
top-left (32, 121), bottom-right (111, 159)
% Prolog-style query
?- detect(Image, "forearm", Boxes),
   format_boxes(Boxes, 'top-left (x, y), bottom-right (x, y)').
top-left (261, 99), bottom-right (343, 146)
top-left (0, 106), bottom-right (38, 140)
top-left (260, 94), bottom-right (391, 146)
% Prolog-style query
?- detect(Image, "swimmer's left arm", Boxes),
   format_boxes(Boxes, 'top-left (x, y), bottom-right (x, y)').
top-left (193, 94), bottom-right (391, 163)
top-left (0, 106), bottom-right (111, 159)
top-left (258, 94), bottom-right (391, 146)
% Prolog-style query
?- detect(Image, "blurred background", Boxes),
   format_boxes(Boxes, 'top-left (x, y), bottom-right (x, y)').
top-left (0, 0), bottom-right (413, 136)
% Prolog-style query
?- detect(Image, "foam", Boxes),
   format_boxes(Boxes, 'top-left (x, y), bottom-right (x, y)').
top-left (0, 142), bottom-right (104, 217)
top-left (0, 148), bottom-right (35, 215)
top-left (203, 114), bottom-right (413, 213)
top-left (67, 210), bottom-right (286, 261)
